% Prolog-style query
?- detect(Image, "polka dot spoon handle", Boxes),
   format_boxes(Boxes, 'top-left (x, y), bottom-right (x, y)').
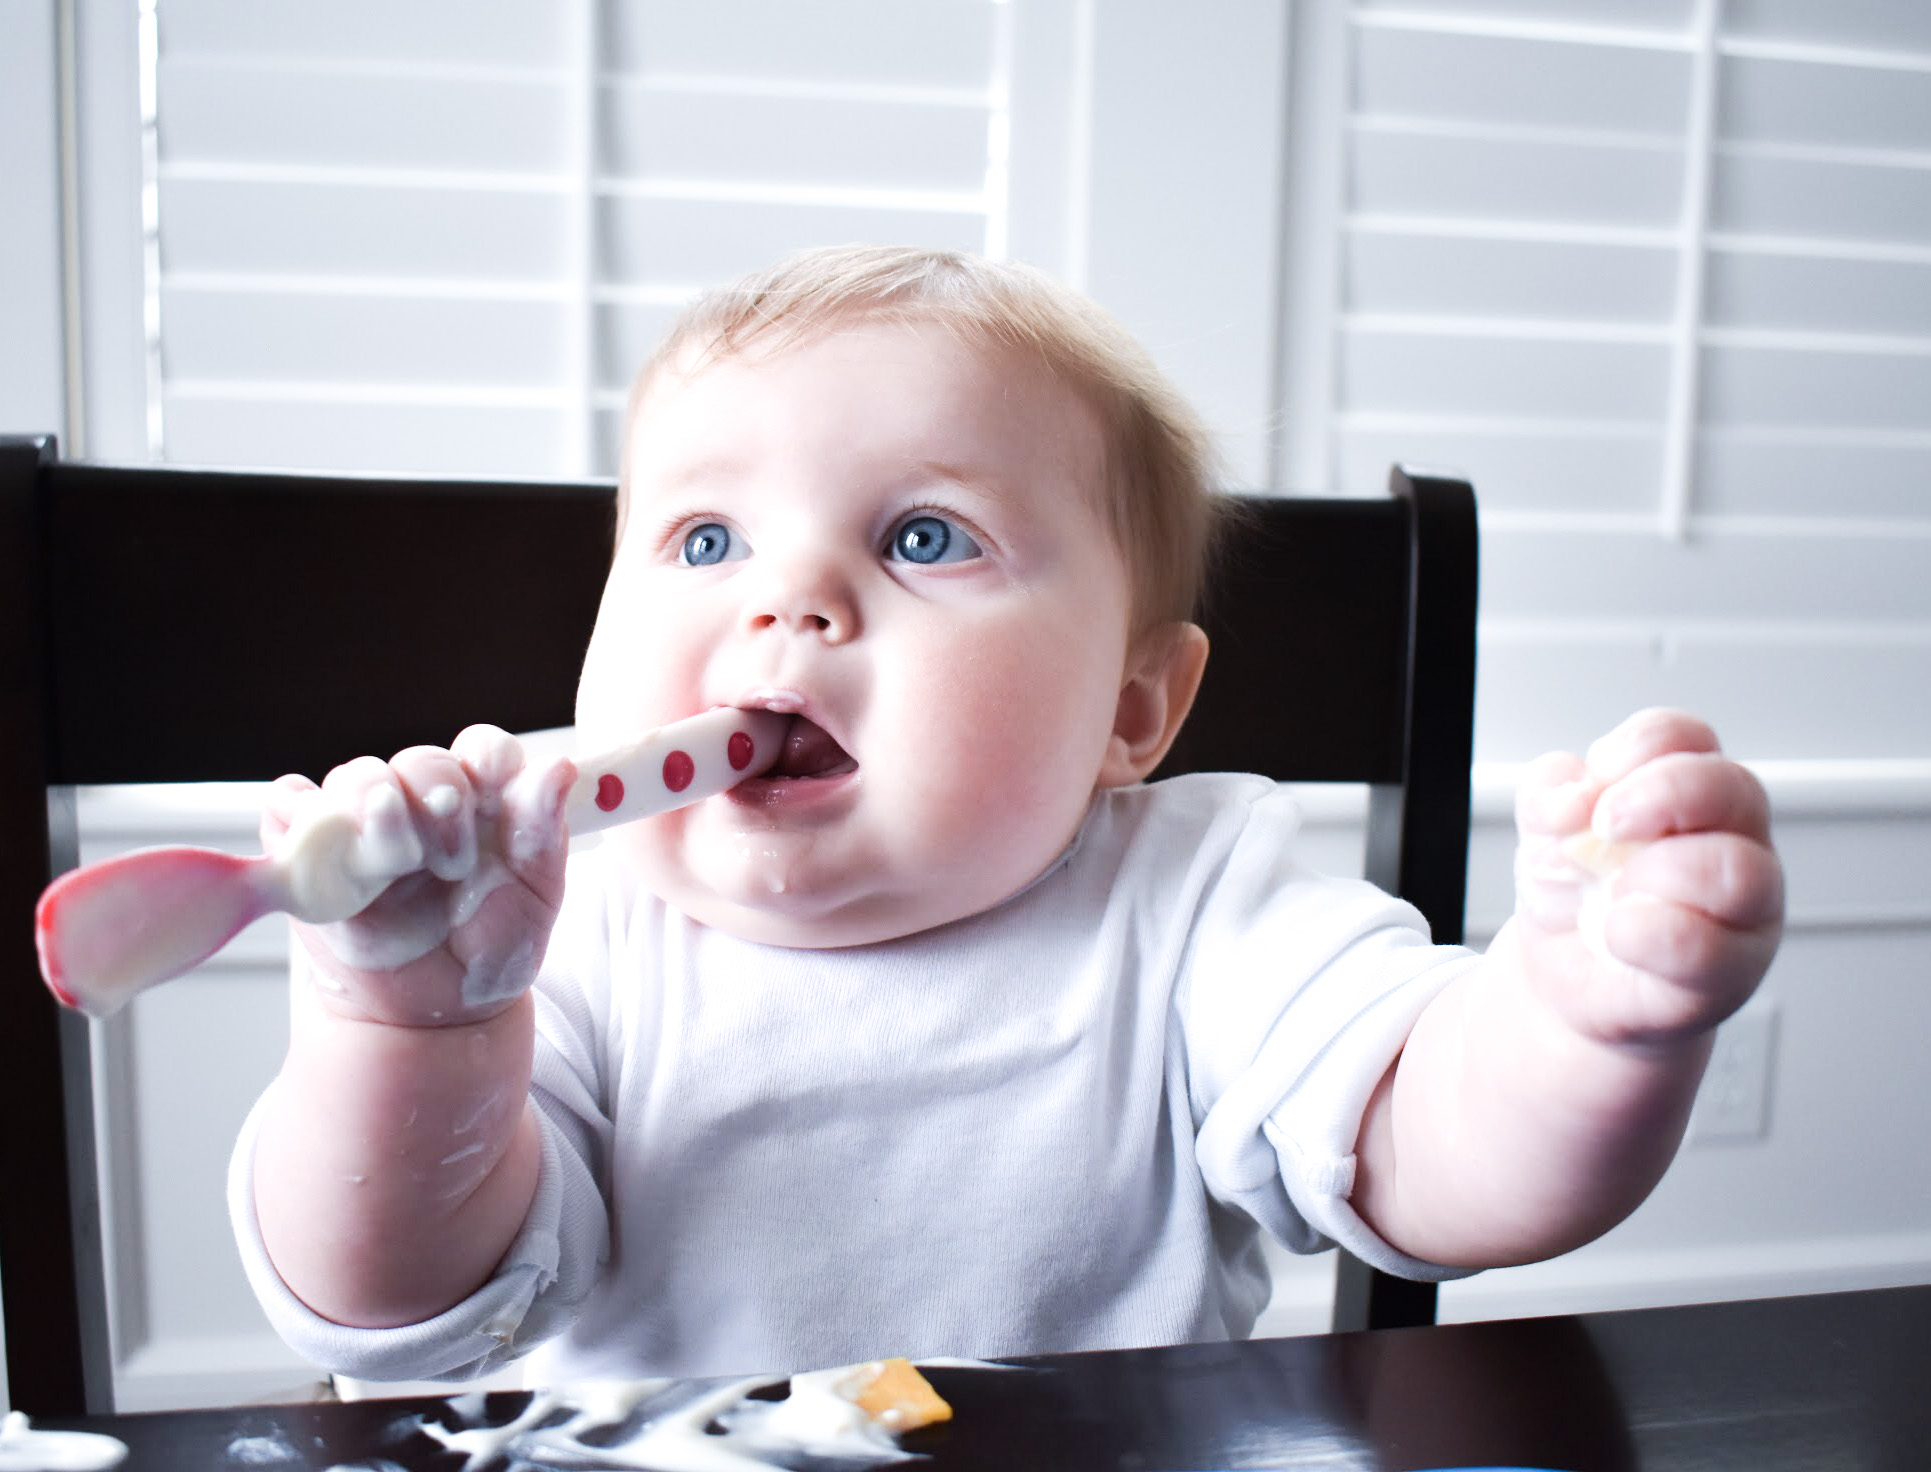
top-left (35, 708), bottom-right (789, 1017)
top-left (563, 707), bottom-right (788, 834)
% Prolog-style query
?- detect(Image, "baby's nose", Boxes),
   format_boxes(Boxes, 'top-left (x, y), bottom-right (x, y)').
top-left (743, 554), bottom-right (859, 643)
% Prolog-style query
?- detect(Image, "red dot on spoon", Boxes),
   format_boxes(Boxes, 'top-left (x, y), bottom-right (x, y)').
top-left (663, 750), bottom-right (695, 792)
top-left (727, 731), bottom-right (754, 771)
top-left (594, 774), bottom-right (624, 811)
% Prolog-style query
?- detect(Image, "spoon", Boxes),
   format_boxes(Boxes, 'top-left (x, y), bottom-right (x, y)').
top-left (36, 708), bottom-right (788, 1017)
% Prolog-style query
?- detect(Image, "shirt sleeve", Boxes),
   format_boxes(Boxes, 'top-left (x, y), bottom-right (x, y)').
top-left (226, 855), bottom-right (619, 1383)
top-left (1175, 780), bottom-right (1483, 1283)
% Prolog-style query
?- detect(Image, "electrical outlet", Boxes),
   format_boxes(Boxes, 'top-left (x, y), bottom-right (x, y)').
top-left (1690, 1001), bottom-right (1778, 1144)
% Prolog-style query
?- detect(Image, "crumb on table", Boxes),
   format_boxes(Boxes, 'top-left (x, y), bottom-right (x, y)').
top-left (853, 1358), bottom-right (953, 1431)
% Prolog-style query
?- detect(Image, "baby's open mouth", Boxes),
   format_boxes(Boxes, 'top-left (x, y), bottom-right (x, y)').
top-left (766, 715), bottom-right (857, 780)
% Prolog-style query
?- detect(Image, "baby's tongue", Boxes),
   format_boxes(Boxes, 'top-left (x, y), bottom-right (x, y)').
top-left (770, 716), bottom-right (853, 778)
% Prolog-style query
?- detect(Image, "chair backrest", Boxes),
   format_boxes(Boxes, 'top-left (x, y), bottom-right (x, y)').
top-left (0, 435), bottom-right (1476, 1415)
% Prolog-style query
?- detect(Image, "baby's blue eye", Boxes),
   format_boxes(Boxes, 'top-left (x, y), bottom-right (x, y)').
top-left (888, 515), bottom-right (981, 566)
top-left (680, 523), bottom-right (743, 566)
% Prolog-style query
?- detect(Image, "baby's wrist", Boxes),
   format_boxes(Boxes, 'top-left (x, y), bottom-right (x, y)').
top-left (293, 941), bottom-right (532, 1030)
top-left (1489, 919), bottom-right (1717, 1061)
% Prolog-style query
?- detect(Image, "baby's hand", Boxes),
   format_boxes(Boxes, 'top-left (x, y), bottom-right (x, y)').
top-left (1512, 708), bottom-right (1783, 1049)
top-left (261, 725), bottom-right (575, 1027)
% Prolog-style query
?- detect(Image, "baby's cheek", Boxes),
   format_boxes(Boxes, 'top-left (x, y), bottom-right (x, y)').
top-left (574, 590), bottom-right (708, 741)
top-left (910, 703), bottom-right (1101, 856)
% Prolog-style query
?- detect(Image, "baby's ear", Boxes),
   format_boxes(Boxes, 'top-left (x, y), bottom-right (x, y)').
top-left (1097, 621), bottom-right (1210, 788)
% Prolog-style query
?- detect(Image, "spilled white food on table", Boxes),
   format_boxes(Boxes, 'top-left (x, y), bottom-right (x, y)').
top-left (0, 1412), bottom-right (128, 1471)
top-left (417, 1357), bottom-right (957, 1471)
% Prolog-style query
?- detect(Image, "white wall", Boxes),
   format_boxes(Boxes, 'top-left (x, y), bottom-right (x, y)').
top-left (4, 0), bottom-right (1928, 1414)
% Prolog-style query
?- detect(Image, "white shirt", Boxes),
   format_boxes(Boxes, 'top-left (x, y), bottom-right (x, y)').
top-left (232, 773), bottom-right (1478, 1384)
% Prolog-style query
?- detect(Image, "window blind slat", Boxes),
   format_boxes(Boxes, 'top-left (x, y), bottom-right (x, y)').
top-left (1475, 634), bottom-right (1931, 762)
top-left (160, 288), bottom-right (565, 385)
top-left (161, 397), bottom-right (565, 476)
top-left (160, 0), bottom-right (569, 65)
top-left (1702, 342), bottom-right (1931, 428)
top-left (598, 194), bottom-right (987, 288)
top-left (609, 0), bottom-right (996, 89)
top-left (1351, 130), bottom-right (1685, 223)
top-left (1355, 27), bottom-right (1693, 133)
top-left (1706, 251), bottom-right (1931, 334)
top-left (1723, 53), bottom-right (1931, 153)
top-left (1338, 425), bottom-right (1662, 515)
top-left (1481, 525), bottom-right (1931, 623)
top-left (160, 177), bottom-right (570, 278)
top-left (1714, 152), bottom-right (1931, 242)
top-left (1342, 332), bottom-right (1671, 419)
top-left (1348, 232), bottom-right (1677, 320)
top-left (1697, 433), bottom-right (1931, 518)
top-left (600, 88), bottom-right (991, 192)
top-left (1726, 0), bottom-right (1931, 55)
top-left (159, 60), bottom-right (570, 173)
top-left (1358, 0), bottom-right (1697, 28)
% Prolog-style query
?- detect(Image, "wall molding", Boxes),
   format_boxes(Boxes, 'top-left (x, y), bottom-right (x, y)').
top-left (1438, 1227), bottom-right (1931, 1324)
top-left (113, 1335), bottom-right (326, 1416)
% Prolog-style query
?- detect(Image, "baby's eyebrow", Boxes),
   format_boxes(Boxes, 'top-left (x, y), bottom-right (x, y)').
top-left (905, 457), bottom-right (1019, 507)
top-left (635, 455), bottom-right (754, 498)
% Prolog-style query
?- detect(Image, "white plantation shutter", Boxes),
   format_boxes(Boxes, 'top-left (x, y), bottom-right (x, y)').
top-left (152, 0), bottom-right (1013, 479)
top-left (109, 0), bottom-right (1931, 765)
top-left (1299, 0), bottom-right (1931, 763)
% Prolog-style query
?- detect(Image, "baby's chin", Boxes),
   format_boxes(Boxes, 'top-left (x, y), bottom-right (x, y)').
top-left (653, 877), bottom-right (955, 950)
top-left (617, 845), bottom-right (1002, 949)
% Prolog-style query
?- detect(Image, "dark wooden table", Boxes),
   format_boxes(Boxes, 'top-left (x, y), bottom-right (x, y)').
top-left (22, 1286), bottom-right (1931, 1470)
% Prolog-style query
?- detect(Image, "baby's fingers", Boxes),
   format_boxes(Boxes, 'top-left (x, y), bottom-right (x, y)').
top-left (261, 772), bottom-right (319, 849)
top-left (450, 723), bottom-right (526, 799)
top-left (319, 755), bottom-right (423, 882)
top-left (1515, 750), bottom-right (1598, 837)
top-left (1592, 751), bottom-right (1771, 846)
top-left (1617, 832), bottom-right (1785, 934)
top-left (450, 724), bottom-right (572, 897)
top-left (1583, 707), bottom-right (1721, 787)
top-left (388, 745), bottom-right (477, 881)
top-left (1595, 892), bottom-right (1782, 1031)
top-left (502, 754), bottom-right (576, 880)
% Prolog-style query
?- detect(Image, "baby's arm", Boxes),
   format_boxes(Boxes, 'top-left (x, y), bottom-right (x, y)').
top-left (1351, 708), bottom-right (1784, 1268)
top-left (250, 725), bottom-right (573, 1329)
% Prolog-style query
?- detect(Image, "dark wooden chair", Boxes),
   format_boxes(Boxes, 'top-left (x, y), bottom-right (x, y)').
top-left (0, 434), bottom-right (1476, 1415)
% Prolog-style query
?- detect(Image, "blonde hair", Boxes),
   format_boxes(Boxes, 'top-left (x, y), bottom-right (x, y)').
top-left (618, 244), bottom-right (1224, 630)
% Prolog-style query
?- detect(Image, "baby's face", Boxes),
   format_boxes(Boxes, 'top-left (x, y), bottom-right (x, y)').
top-left (574, 319), bottom-right (1142, 947)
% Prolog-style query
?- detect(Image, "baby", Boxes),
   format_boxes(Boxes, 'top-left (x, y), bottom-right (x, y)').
top-left (233, 245), bottom-right (1784, 1385)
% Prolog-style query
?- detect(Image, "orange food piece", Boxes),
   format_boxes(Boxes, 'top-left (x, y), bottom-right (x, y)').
top-left (852, 1358), bottom-right (953, 1431)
